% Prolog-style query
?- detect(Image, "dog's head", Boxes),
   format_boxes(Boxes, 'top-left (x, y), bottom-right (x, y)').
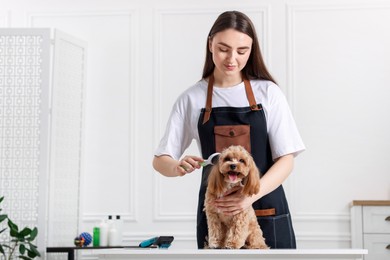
top-left (207, 145), bottom-right (260, 197)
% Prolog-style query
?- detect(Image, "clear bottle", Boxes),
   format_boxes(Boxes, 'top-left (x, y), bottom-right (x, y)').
top-left (115, 215), bottom-right (123, 246)
top-left (108, 218), bottom-right (119, 246)
top-left (99, 217), bottom-right (109, 247)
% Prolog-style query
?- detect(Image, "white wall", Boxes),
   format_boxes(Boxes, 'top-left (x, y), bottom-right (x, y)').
top-left (2, 0), bottom-right (390, 250)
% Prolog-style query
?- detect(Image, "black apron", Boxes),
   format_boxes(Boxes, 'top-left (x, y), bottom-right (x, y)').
top-left (196, 76), bottom-right (296, 249)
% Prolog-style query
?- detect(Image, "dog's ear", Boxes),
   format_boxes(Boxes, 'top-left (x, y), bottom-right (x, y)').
top-left (207, 164), bottom-right (225, 196)
top-left (242, 158), bottom-right (260, 196)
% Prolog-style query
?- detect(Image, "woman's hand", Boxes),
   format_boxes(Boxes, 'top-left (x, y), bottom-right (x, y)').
top-left (211, 154), bottom-right (295, 214)
top-left (176, 155), bottom-right (204, 176)
top-left (153, 154), bottom-right (203, 177)
top-left (214, 186), bottom-right (257, 215)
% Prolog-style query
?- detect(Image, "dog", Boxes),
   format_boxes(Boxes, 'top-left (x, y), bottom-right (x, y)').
top-left (204, 145), bottom-right (268, 249)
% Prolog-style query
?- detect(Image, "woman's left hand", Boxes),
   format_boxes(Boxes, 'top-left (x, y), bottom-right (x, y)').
top-left (214, 186), bottom-right (256, 216)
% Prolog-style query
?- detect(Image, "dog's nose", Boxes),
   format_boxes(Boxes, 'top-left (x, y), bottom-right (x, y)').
top-left (230, 164), bottom-right (237, 170)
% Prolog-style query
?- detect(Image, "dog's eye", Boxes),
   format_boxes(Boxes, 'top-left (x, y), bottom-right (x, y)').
top-left (224, 157), bottom-right (231, 162)
top-left (239, 159), bottom-right (245, 164)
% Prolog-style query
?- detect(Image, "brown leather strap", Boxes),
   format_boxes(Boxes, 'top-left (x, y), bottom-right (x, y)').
top-left (255, 208), bottom-right (276, 217)
top-left (243, 77), bottom-right (260, 111)
top-left (202, 75), bottom-right (259, 124)
top-left (202, 75), bottom-right (214, 124)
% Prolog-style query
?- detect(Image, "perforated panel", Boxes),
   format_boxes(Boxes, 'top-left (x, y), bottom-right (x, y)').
top-left (1, 29), bottom-right (86, 259)
top-left (0, 29), bottom-right (50, 256)
top-left (47, 30), bottom-right (87, 247)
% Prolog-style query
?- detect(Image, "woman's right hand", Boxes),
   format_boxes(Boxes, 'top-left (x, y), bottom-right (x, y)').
top-left (176, 155), bottom-right (204, 176)
top-left (153, 154), bottom-right (204, 177)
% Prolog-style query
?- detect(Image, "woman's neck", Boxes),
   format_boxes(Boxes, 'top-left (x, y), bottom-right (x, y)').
top-left (212, 71), bottom-right (243, 88)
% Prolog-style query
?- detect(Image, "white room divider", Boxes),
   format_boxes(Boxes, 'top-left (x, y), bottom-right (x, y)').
top-left (0, 28), bottom-right (86, 259)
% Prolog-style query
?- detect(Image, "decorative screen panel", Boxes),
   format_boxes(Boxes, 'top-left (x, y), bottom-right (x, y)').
top-left (0, 29), bottom-right (86, 259)
top-left (46, 30), bottom-right (87, 249)
top-left (0, 29), bottom-right (50, 256)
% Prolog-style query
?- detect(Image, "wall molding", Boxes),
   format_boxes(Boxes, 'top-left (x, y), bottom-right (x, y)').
top-left (294, 212), bottom-right (350, 221)
top-left (285, 2), bottom-right (390, 218)
top-left (82, 213), bottom-right (136, 223)
top-left (286, 2), bottom-right (390, 114)
top-left (26, 10), bottom-right (138, 25)
top-left (26, 10), bottom-right (139, 222)
top-left (0, 10), bottom-right (10, 26)
top-left (297, 232), bottom-right (351, 242)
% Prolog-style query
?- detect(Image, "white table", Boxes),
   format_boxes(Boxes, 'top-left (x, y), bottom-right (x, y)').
top-left (92, 248), bottom-right (367, 260)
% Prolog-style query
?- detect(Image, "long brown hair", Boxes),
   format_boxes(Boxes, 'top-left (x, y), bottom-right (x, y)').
top-left (202, 11), bottom-right (276, 84)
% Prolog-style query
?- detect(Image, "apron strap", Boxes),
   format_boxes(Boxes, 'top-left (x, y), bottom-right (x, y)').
top-left (255, 208), bottom-right (276, 217)
top-left (202, 75), bottom-right (260, 124)
top-left (244, 76), bottom-right (261, 111)
top-left (202, 75), bottom-right (214, 124)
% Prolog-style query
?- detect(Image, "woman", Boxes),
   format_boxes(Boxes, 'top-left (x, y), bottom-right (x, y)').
top-left (153, 10), bottom-right (305, 249)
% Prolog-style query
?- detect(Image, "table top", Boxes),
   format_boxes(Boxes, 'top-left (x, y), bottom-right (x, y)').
top-left (351, 200), bottom-right (390, 206)
top-left (48, 247), bottom-right (368, 260)
top-left (88, 248), bottom-right (368, 256)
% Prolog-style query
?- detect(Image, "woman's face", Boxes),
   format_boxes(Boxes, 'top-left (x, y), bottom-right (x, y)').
top-left (209, 28), bottom-right (253, 81)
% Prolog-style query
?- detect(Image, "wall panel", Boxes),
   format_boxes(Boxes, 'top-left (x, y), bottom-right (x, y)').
top-left (287, 3), bottom-right (390, 247)
top-left (28, 11), bottom-right (138, 222)
top-left (0, 11), bottom-right (9, 27)
top-left (1, 0), bottom-right (390, 253)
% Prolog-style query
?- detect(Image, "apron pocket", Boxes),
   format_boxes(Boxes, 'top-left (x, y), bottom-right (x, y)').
top-left (214, 125), bottom-right (251, 153)
top-left (257, 213), bottom-right (296, 249)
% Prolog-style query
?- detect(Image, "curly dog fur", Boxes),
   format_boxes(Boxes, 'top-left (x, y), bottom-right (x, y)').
top-left (204, 145), bottom-right (268, 249)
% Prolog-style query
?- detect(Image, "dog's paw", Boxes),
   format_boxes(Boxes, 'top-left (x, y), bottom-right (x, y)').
top-left (207, 244), bottom-right (219, 249)
top-left (224, 241), bottom-right (243, 249)
top-left (244, 241), bottom-right (269, 249)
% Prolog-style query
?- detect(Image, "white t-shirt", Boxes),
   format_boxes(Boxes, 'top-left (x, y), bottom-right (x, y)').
top-left (155, 79), bottom-right (305, 161)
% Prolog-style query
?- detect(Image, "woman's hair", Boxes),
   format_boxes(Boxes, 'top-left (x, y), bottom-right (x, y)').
top-left (202, 11), bottom-right (276, 84)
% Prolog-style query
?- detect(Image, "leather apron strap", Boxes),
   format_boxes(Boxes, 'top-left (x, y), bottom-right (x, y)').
top-left (255, 208), bottom-right (276, 217)
top-left (202, 75), bottom-right (260, 124)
